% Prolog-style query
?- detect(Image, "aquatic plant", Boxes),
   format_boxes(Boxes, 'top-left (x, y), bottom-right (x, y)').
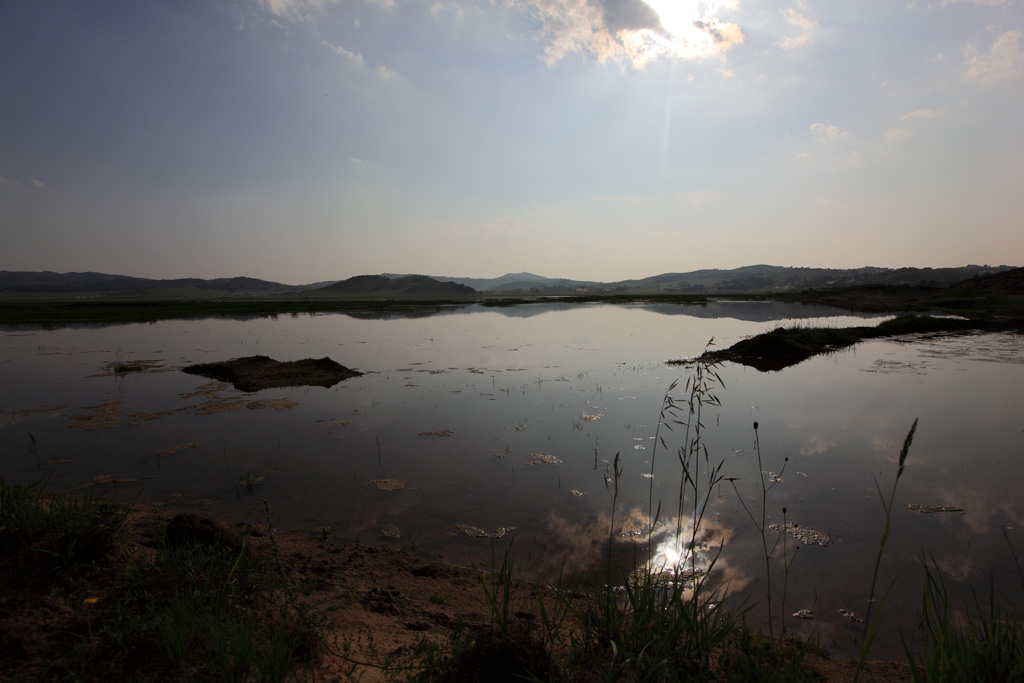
top-left (727, 420), bottom-right (792, 641)
top-left (854, 418), bottom-right (917, 681)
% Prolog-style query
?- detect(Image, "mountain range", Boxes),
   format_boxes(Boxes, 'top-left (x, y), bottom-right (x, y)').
top-left (0, 264), bottom-right (1018, 300)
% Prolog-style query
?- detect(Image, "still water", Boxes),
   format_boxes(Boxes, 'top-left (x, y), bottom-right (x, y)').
top-left (3, 301), bottom-right (1023, 658)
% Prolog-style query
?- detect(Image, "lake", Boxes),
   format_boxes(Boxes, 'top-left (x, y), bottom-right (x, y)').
top-left (3, 300), bottom-right (1022, 659)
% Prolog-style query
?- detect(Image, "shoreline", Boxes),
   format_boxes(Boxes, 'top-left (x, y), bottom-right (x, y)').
top-left (1, 484), bottom-right (915, 682)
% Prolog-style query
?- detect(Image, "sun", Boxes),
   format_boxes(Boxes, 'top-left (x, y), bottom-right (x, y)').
top-left (638, 0), bottom-right (743, 61)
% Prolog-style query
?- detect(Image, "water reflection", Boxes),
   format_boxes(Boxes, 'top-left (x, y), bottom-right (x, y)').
top-left (2, 304), bottom-right (1022, 660)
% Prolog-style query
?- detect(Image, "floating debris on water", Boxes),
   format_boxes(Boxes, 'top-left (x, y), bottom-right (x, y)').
top-left (418, 429), bottom-right (454, 437)
top-left (178, 382), bottom-right (228, 400)
top-left (380, 524), bottom-right (401, 539)
top-left (492, 452), bottom-right (506, 459)
top-left (90, 474), bottom-right (140, 485)
top-left (864, 359), bottom-right (927, 375)
top-left (570, 489), bottom-right (586, 497)
top-left (246, 398), bottom-right (298, 411)
top-left (67, 401), bottom-right (178, 430)
top-left (157, 443), bottom-right (198, 455)
top-left (629, 566), bottom-right (708, 590)
top-left (579, 412), bottom-right (602, 421)
top-left (769, 521), bottom-right (832, 546)
top-left (88, 359), bottom-right (168, 377)
top-left (16, 404), bottom-right (68, 415)
top-left (515, 424), bottom-right (527, 431)
top-left (526, 453), bottom-right (561, 465)
top-left (454, 524), bottom-right (517, 538)
top-left (763, 471), bottom-right (785, 483)
top-left (793, 609), bottom-right (816, 620)
top-left (237, 474), bottom-right (265, 491)
top-left (189, 399), bottom-right (247, 416)
top-left (839, 608), bottom-right (863, 622)
top-left (640, 473), bottom-right (654, 479)
top-left (798, 471), bottom-right (809, 478)
top-left (317, 419), bottom-right (351, 426)
top-left (366, 479), bottom-right (405, 491)
top-left (908, 504), bottom-right (965, 514)
top-left (66, 401), bottom-right (124, 430)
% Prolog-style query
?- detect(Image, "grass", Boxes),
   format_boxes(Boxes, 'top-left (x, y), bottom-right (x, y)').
top-left (905, 558), bottom-right (1024, 682)
top-left (112, 363), bottom-right (144, 374)
top-left (0, 479), bottom-right (321, 681)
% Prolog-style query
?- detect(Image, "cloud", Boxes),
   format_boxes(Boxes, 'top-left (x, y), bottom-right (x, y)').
top-left (258, 0), bottom-right (391, 20)
top-left (809, 122), bottom-right (849, 145)
top-left (889, 109), bottom-right (942, 141)
top-left (782, 5), bottom-right (818, 31)
top-left (901, 109), bottom-right (942, 120)
top-left (937, 0), bottom-right (1018, 6)
top-left (31, 179), bottom-right (44, 188)
top-left (263, 0), bottom-right (743, 69)
top-left (963, 30), bottom-right (1023, 84)
top-left (430, 1), bottom-right (466, 20)
top-left (597, 0), bottom-right (662, 33)
top-left (0, 176), bottom-right (18, 186)
top-left (778, 34), bottom-right (810, 49)
top-left (322, 40), bottom-right (404, 80)
top-left (375, 65), bottom-right (402, 80)
top-left (510, 0), bottom-right (744, 68)
top-left (322, 40), bottom-right (364, 67)
top-left (777, 3), bottom-right (817, 49)
top-left (886, 126), bottom-right (911, 143)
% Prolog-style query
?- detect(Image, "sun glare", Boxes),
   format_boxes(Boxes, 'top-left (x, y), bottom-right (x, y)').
top-left (640, 0), bottom-right (743, 61)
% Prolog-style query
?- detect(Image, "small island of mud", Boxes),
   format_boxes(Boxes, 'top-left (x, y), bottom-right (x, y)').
top-left (182, 355), bottom-right (362, 392)
top-left (681, 314), bottom-right (1024, 372)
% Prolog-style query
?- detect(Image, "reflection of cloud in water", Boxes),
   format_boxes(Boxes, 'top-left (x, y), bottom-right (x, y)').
top-left (917, 479), bottom-right (1024, 536)
top-left (536, 506), bottom-right (752, 598)
top-left (935, 553), bottom-right (981, 583)
top-left (799, 435), bottom-right (835, 457)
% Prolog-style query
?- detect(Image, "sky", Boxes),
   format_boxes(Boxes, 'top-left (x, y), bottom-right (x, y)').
top-left (1, 0), bottom-right (1022, 284)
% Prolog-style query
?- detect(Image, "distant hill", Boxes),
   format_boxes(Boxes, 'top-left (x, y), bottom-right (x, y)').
top-left (303, 275), bottom-right (475, 298)
top-left (382, 272), bottom-right (553, 291)
top-left (0, 271), bottom-right (299, 299)
top-left (945, 266), bottom-right (1024, 296)
top-left (2, 265), bottom-right (1018, 300)
top-left (452, 265), bottom-right (1017, 295)
top-left (0, 270), bottom-right (134, 290)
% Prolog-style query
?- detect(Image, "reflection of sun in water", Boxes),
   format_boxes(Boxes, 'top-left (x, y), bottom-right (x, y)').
top-left (654, 542), bottom-right (682, 571)
top-left (644, 517), bottom-right (718, 581)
